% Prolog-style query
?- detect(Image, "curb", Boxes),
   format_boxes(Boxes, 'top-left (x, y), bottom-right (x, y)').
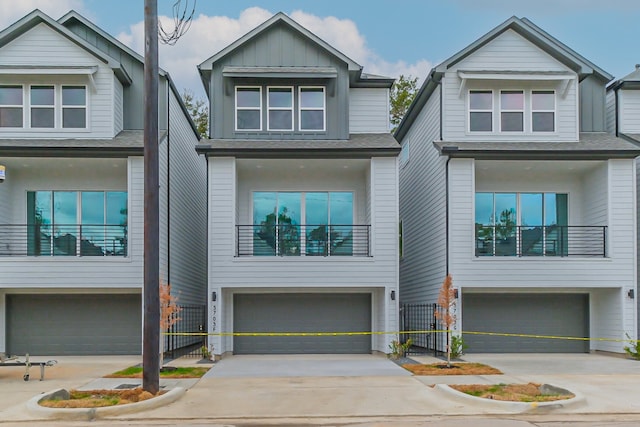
top-left (26, 387), bottom-right (186, 421)
top-left (433, 384), bottom-right (586, 413)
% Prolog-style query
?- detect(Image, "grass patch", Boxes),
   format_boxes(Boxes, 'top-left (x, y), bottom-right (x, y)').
top-left (104, 366), bottom-right (209, 379)
top-left (450, 383), bottom-right (574, 402)
top-left (39, 388), bottom-right (163, 408)
top-left (402, 362), bottom-right (502, 376)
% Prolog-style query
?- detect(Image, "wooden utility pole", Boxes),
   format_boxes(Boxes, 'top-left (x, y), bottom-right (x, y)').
top-left (143, 0), bottom-right (160, 394)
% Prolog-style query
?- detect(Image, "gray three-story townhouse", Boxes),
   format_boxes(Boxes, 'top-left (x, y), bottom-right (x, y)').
top-left (0, 10), bottom-right (207, 356)
top-left (607, 65), bottom-right (640, 340)
top-left (196, 13), bottom-right (400, 357)
top-left (396, 16), bottom-right (640, 354)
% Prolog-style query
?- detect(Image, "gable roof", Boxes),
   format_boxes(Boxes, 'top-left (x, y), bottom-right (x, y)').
top-left (0, 9), bottom-right (132, 85)
top-left (608, 66), bottom-right (640, 91)
top-left (57, 10), bottom-right (167, 77)
top-left (395, 16), bottom-right (612, 141)
top-left (198, 12), bottom-right (362, 72)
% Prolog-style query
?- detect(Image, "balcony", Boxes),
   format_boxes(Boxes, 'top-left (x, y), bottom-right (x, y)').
top-left (236, 224), bottom-right (370, 257)
top-left (475, 225), bottom-right (607, 257)
top-left (0, 224), bottom-right (128, 257)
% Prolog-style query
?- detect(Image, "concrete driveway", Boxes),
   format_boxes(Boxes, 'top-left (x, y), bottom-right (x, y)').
top-left (205, 354), bottom-right (412, 377)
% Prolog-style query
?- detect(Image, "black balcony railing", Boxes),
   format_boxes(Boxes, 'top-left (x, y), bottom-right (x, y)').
top-left (0, 224), bottom-right (128, 257)
top-left (236, 224), bottom-right (370, 257)
top-left (475, 225), bottom-right (607, 257)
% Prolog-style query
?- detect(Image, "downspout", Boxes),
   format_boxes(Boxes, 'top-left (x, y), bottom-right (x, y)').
top-left (615, 87), bottom-right (619, 137)
top-left (166, 82), bottom-right (171, 288)
top-left (440, 146), bottom-right (459, 276)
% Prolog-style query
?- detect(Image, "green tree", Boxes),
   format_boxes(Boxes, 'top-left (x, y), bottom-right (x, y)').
top-left (390, 74), bottom-right (418, 133)
top-left (182, 89), bottom-right (208, 138)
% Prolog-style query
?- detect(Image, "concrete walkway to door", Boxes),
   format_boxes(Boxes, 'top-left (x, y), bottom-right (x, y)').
top-left (205, 354), bottom-right (412, 378)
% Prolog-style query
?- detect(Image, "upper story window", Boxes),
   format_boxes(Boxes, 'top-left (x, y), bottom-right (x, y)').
top-left (0, 84), bottom-right (88, 130)
top-left (469, 90), bottom-right (493, 132)
top-left (0, 85), bottom-right (23, 127)
top-left (267, 87), bottom-right (293, 131)
top-left (532, 90), bottom-right (555, 132)
top-left (62, 86), bottom-right (87, 128)
top-left (236, 86), bottom-right (262, 131)
top-left (469, 89), bottom-right (556, 134)
top-left (235, 85), bottom-right (326, 133)
top-left (27, 190), bottom-right (127, 256)
top-left (30, 85), bottom-right (55, 128)
top-left (299, 87), bottom-right (325, 131)
top-left (500, 90), bottom-right (524, 132)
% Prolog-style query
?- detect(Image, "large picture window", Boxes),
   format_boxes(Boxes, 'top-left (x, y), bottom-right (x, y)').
top-left (475, 192), bottom-right (568, 256)
top-left (27, 191), bottom-right (127, 256)
top-left (252, 191), bottom-right (354, 256)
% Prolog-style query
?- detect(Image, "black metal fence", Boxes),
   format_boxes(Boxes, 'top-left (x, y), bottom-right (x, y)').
top-left (164, 304), bottom-right (207, 360)
top-left (399, 303), bottom-right (446, 356)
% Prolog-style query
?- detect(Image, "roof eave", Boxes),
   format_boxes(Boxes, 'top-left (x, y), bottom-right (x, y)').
top-left (195, 146), bottom-right (400, 158)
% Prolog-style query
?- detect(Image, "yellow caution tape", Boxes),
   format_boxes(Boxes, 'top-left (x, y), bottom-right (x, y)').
top-left (163, 330), bottom-right (640, 343)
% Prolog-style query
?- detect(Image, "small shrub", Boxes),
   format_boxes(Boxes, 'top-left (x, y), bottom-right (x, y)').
top-left (450, 334), bottom-right (468, 359)
top-left (389, 338), bottom-right (413, 360)
top-left (624, 333), bottom-right (640, 360)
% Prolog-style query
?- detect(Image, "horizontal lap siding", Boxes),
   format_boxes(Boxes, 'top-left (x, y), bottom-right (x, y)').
top-left (349, 88), bottom-right (390, 133)
top-left (620, 90), bottom-right (640, 133)
top-left (443, 29), bottom-right (577, 141)
top-left (399, 85), bottom-right (445, 304)
top-left (166, 90), bottom-right (207, 305)
top-left (0, 23), bottom-right (114, 138)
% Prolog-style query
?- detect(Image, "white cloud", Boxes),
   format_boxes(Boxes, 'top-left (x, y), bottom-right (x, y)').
top-left (0, 0), bottom-right (86, 28)
top-left (116, 7), bottom-right (432, 99)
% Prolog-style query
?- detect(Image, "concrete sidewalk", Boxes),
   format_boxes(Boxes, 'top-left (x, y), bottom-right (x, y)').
top-left (2, 352), bottom-right (640, 423)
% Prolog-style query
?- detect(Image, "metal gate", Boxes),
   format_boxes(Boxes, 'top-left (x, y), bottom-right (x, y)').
top-left (165, 304), bottom-right (207, 360)
top-left (399, 303), bottom-right (445, 356)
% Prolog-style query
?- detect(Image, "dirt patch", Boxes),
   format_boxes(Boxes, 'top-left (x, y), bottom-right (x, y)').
top-left (402, 362), bottom-right (502, 375)
top-left (39, 388), bottom-right (165, 408)
top-left (104, 366), bottom-right (209, 379)
top-left (450, 383), bottom-right (574, 402)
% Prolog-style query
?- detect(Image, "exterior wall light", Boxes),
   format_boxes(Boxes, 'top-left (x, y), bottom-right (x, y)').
top-left (211, 291), bottom-right (217, 302)
top-left (390, 290), bottom-right (396, 301)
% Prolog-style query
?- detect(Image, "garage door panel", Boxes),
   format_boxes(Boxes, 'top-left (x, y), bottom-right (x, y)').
top-left (462, 293), bottom-right (589, 353)
top-left (7, 294), bottom-right (141, 356)
top-left (234, 293), bottom-right (371, 354)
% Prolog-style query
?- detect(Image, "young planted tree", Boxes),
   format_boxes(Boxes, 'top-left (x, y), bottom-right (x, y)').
top-left (159, 281), bottom-right (182, 367)
top-left (434, 274), bottom-right (456, 367)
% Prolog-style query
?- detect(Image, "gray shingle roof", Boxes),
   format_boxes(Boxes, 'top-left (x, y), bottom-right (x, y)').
top-left (434, 133), bottom-right (640, 159)
top-left (0, 130), bottom-right (164, 157)
top-left (196, 133), bottom-right (400, 158)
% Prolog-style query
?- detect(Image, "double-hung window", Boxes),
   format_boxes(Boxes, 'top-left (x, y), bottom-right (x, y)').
top-left (235, 87), bottom-right (262, 130)
top-left (469, 90), bottom-right (493, 132)
top-left (62, 86), bottom-right (87, 128)
top-left (267, 87), bottom-right (293, 131)
top-left (532, 90), bottom-right (555, 132)
top-left (500, 90), bottom-right (524, 132)
top-left (0, 85), bottom-right (23, 128)
top-left (30, 85), bottom-right (55, 128)
top-left (299, 87), bottom-right (325, 131)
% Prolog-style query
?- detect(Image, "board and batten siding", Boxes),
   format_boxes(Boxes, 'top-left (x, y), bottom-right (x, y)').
top-left (0, 23), bottom-right (115, 138)
top-left (620, 90), bottom-right (640, 133)
top-left (166, 90), bottom-right (207, 305)
top-left (349, 88), bottom-right (390, 133)
top-left (605, 90), bottom-right (616, 134)
top-left (113, 76), bottom-right (124, 134)
top-left (398, 84), bottom-right (446, 304)
top-left (0, 182), bottom-right (9, 223)
top-left (442, 29), bottom-right (578, 142)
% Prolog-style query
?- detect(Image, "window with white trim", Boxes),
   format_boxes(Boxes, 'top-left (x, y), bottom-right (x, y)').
top-left (299, 87), bottom-right (325, 131)
top-left (500, 90), bottom-right (524, 132)
top-left (267, 86), bottom-right (293, 131)
top-left (0, 85), bottom-right (23, 128)
top-left (469, 90), bottom-right (493, 132)
top-left (62, 86), bottom-right (87, 128)
top-left (235, 86), bottom-right (262, 130)
top-left (532, 90), bottom-right (555, 132)
top-left (30, 85), bottom-right (55, 128)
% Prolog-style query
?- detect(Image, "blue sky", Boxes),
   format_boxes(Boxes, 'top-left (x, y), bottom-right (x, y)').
top-left (2, 1), bottom-right (639, 98)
